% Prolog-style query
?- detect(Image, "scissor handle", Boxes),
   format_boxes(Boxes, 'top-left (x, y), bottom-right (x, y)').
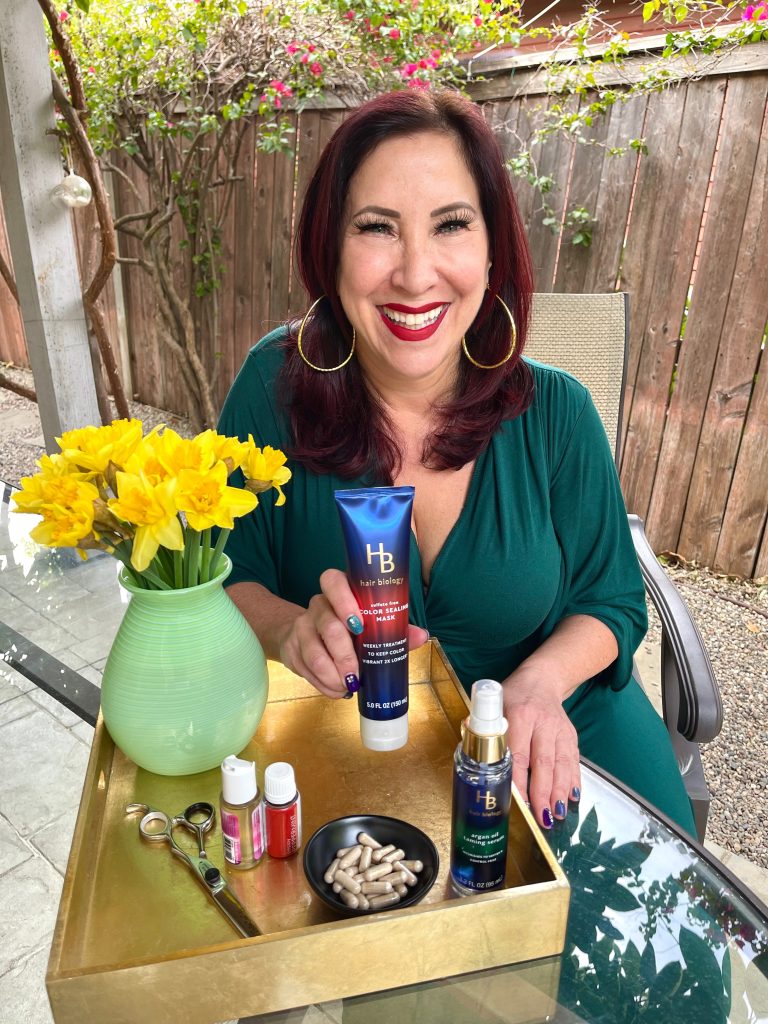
top-left (137, 810), bottom-right (195, 866)
top-left (175, 802), bottom-right (215, 857)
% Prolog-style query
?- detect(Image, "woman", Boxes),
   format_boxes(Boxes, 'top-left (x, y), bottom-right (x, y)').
top-left (219, 90), bottom-right (695, 835)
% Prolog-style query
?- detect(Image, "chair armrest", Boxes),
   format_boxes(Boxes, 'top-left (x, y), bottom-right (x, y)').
top-left (628, 514), bottom-right (723, 743)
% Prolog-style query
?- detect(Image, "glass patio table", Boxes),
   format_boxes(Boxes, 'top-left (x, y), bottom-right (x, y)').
top-left (2, 486), bottom-right (768, 1023)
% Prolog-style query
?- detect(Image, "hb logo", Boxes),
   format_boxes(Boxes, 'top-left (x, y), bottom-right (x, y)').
top-left (366, 543), bottom-right (394, 573)
top-left (476, 790), bottom-right (497, 810)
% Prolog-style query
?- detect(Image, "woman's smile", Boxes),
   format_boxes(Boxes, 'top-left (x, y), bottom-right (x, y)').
top-left (379, 302), bottom-right (449, 340)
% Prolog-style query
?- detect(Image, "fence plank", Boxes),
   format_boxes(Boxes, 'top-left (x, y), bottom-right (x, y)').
top-left (505, 94), bottom-right (549, 235)
top-left (269, 140), bottom-right (297, 327)
top-left (619, 78), bottom-right (725, 520)
top-left (670, 75), bottom-right (768, 568)
top-left (582, 92), bottom-right (648, 296)
top-left (715, 341), bottom-right (768, 578)
top-left (231, 121), bottom-right (257, 386)
top-left (288, 110), bottom-right (323, 312)
top-left (524, 94), bottom-right (579, 291)
top-left (553, 93), bottom-right (612, 294)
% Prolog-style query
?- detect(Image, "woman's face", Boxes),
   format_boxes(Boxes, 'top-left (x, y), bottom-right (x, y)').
top-left (337, 131), bottom-right (491, 396)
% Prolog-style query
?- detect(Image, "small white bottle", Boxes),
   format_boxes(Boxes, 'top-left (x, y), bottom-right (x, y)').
top-left (220, 754), bottom-right (265, 870)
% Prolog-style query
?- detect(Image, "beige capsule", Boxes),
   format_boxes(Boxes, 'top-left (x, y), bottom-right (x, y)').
top-left (332, 882), bottom-right (342, 894)
top-left (339, 846), bottom-right (363, 870)
top-left (382, 847), bottom-right (405, 864)
top-left (363, 863), bottom-right (395, 882)
top-left (340, 890), bottom-right (360, 909)
top-left (369, 891), bottom-right (401, 909)
top-left (400, 859), bottom-right (423, 873)
top-left (357, 832), bottom-right (382, 849)
top-left (360, 880), bottom-right (394, 895)
top-left (394, 883), bottom-right (408, 896)
top-left (393, 861), bottom-right (418, 886)
top-left (386, 870), bottom-right (408, 886)
top-left (336, 845), bottom-right (354, 858)
top-left (359, 845), bottom-right (373, 871)
top-left (357, 894), bottom-right (370, 910)
top-left (334, 869), bottom-right (362, 894)
top-left (371, 844), bottom-right (396, 863)
top-left (324, 858), bottom-right (340, 884)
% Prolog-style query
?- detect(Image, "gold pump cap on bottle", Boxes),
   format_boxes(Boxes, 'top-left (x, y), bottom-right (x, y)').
top-left (461, 679), bottom-right (508, 764)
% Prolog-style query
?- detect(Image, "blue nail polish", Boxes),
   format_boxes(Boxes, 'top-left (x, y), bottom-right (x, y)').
top-left (346, 615), bottom-right (364, 635)
top-left (570, 786), bottom-right (581, 802)
top-left (344, 673), bottom-right (360, 694)
top-left (541, 807), bottom-right (554, 830)
top-left (555, 800), bottom-right (567, 819)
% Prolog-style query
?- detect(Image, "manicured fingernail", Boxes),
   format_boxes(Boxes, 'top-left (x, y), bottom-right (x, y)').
top-left (571, 786), bottom-right (581, 802)
top-left (555, 800), bottom-right (567, 819)
top-left (541, 807), bottom-right (554, 830)
top-left (346, 615), bottom-right (364, 635)
top-left (344, 673), bottom-right (360, 694)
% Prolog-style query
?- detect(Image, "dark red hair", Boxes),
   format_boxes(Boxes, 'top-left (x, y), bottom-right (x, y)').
top-left (281, 89), bottom-right (534, 481)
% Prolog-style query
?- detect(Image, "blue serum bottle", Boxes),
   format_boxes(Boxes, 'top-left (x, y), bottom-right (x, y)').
top-left (450, 679), bottom-right (513, 896)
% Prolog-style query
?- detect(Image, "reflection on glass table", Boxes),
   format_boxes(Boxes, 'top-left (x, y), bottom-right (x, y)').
top-left (251, 765), bottom-right (768, 1024)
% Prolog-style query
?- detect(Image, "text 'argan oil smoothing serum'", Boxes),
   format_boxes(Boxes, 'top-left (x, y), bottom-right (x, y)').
top-left (450, 679), bottom-right (513, 895)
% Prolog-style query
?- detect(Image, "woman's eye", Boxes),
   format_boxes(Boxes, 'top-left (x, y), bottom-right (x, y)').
top-left (436, 216), bottom-right (472, 234)
top-left (355, 220), bottom-right (393, 235)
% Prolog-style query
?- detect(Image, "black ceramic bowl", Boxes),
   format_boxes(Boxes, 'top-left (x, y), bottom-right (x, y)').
top-left (303, 814), bottom-right (439, 916)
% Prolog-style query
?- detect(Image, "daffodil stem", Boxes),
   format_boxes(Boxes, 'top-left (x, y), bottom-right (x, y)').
top-left (173, 548), bottom-right (183, 589)
top-left (200, 529), bottom-right (212, 584)
top-left (210, 527), bottom-right (229, 578)
top-left (112, 543), bottom-right (144, 588)
top-left (184, 528), bottom-right (201, 588)
top-left (140, 567), bottom-right (173, 591)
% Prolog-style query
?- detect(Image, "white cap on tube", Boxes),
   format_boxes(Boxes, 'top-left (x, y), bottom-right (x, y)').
top-left (221, 754), bottom-right (257, 804)
top-left (468, 679), bottom-right (507, 736)
top-left (264, 762), bottom-right (297, 804)
top-left (360, 713), bottom-right (408, 751)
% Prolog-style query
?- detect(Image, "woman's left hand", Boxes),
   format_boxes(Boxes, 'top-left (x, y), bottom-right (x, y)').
top-left (501, 667), bottom-right (581, 830)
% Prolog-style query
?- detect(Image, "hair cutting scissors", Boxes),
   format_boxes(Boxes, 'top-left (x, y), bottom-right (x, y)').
top-left (126, 801), bottom-right (261, 939)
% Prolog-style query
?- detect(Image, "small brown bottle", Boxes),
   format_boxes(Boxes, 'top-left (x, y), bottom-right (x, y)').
top-left (220, 754), bottom-right (265, 870)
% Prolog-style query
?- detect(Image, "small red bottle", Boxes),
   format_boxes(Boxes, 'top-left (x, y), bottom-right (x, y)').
top-left (264, 762), bottom-right (302, 858)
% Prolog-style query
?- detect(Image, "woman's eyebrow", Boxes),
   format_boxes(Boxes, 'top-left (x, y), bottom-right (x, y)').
top-left (431, 202), bottom-right (477, 217)
top-left (351, 204), bottom-right (400, 218)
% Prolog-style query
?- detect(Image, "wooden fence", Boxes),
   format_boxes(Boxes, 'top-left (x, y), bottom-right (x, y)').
top-left (1, 51), bottom-right (766, 578)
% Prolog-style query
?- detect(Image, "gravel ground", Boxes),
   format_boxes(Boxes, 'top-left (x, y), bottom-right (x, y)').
top-left (2, 363), bottom-right (767, 866)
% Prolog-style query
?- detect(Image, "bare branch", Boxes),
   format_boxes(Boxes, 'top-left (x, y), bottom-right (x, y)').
top-left (0, 251), bottom-right (20, 306)
top-left (114, 209), bottom-right (158, 229)
top-left (0, 371), bottom-right (36, 403)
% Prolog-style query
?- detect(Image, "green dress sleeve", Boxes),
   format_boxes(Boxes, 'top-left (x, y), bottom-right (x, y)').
top-left (216, 329), bottom-right (290, 594)
top-left (539, 366), bottom-right (647, 691)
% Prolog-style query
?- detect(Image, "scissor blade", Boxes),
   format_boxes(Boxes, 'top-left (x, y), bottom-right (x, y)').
top-left (211, 885), bottom-right (261, 938)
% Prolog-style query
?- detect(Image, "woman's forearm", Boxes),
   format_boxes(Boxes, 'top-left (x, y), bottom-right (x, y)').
top-left (226, 581), bottom-right (303, 662)
top-left (505, 614), bottom-right (619, 701)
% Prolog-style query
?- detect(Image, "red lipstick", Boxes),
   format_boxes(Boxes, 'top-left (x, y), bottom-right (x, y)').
top-left (379, 303), bottom-right (449, 342)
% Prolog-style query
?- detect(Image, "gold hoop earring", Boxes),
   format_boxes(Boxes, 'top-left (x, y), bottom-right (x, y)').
top-left (297, 295), bottom-right (355, 373)
top-left (462, 294), bottom-right (517, 371)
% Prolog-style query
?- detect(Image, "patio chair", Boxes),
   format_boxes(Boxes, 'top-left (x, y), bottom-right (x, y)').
top-left (525, 291), bottom-right (723, 842)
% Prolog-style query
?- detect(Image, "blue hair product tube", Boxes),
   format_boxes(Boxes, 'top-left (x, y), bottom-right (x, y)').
top-left (334, 486), bottom-right (414, 751)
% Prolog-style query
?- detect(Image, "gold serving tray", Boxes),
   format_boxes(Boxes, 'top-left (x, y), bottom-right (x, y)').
top-left (46, 640), bottom-right (570, 1023)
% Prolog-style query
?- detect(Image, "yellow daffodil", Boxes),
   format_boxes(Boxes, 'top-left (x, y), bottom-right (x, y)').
top-left (28, 478), bottom-right (100, 549)
top-left (58, 418), bottom-right (144, 475)
top-left (241, 439), bottom-right (292, 506)
top-left (152, 428), bottom-right (216, 478)
top-left (109, 471), bottom-right (184, 572)
top-left (15, 471), bottom-right (99, 516)
top-left (196, 430), bottom-right (252, 473)
top-left (175, 462), bottom-right (258, 531)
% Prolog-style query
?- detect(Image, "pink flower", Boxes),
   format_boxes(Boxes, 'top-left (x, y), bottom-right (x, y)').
top-left (432, 48), bottom-right (441, 57)
top-left (270, 79), bottom-right (286, 92)
top-left (260, 93), bottom-right (268, 103)
top-left (59, 9), bottom-right (68, 19)
top-left (389, 27), bottom-right (401, 39)
top-left (344, 9), bottom-right (356, 18)
top-left (301, 53), bottom-right (309, 63)
top-left (286, 43), bottom-right (300, 54)
top-left (474, 15), bottom-right (483, 25)
top-left (426, 58), bottom-right (437, 68)
top-left (88, 66), bottom-right (95, 74)
top-left (308, 43), bottom-right (316, 52)
top-left (382, 55), bottom-right (393, 62)
top-left (274, 97), bottom-right (282, 109)
top-left (408, 78), bottom-right (430, 90)
top-left (403, 62), bottom-right (418, 76)
top-left (742, 3), bottom-right (768, 18)
top-left (418, 58), bottom-right (429, 68)
top-left (284, 86), bottom-right (294, 97)
top-left (310, 61), bottom-right (323, 75)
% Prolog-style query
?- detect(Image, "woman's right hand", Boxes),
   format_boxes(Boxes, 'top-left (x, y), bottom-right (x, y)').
top-left (277, 568), bottom-right (429, 699)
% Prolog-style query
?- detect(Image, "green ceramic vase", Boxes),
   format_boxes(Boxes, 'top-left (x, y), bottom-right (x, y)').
top-left (101, 555), bottom-right (268, 776)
